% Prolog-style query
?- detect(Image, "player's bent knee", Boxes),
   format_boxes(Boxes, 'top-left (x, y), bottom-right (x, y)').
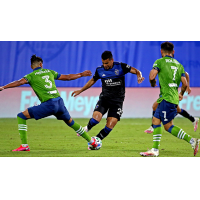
top-left (17, 112), bottom-right (28, 120)
top-left (66, 119), bottom-right (75, 127)
top-left (93, 111), bottom-right (102, 122)
top-left (176, 106), bottom-right (181, 113)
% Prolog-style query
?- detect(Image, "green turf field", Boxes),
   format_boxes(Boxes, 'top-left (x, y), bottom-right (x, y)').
top-left (0, 117), bottom-right (199, 157)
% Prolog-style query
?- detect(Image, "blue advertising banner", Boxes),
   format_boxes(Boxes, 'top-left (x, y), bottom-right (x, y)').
top-left (0, 41), bottom-right (199, 87)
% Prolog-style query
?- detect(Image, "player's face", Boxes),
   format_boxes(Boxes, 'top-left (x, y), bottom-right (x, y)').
top-left (102, 58), bottom-right (114, 69)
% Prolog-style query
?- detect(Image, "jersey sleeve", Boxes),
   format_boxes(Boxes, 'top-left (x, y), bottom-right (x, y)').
top-left (50, 70), bottom-right (61, 80)
top-left (121, 63), bottom-right (131, 74)
top-left (23, 74), bottom-right (31, 84)
top-left (152, 59), bottom-right (161, 72)
top-left (93, 68), bottom-right (100, 81)
top-left (181, 65), bottom-right (186, 77)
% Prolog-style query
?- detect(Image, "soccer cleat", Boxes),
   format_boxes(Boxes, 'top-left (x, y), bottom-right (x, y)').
top-left (191, 138), bottom-right (199, 156)
top-left (193, 117), bottom-right (199, 132)
top-left (12, 145), bottom-right (30, 151)
top-left (144, 126), bottom-right (154, 134)
top-left (140, 148), bottom-right (159, 157)
top-left (83, 126), bottom-right (89, 132)
top-left (88, 137), bottom-right (98, 150)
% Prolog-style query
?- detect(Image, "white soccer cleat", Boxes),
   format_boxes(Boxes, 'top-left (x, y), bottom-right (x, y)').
top-left (83, 126), bottom-right (89, 132)
top-left (191, 138), bottom-right (199, 156)
top-left (144, 126), bottom-right (154, 134)
top-left (140, 148), bottom-right (159, 157)
top-left (193, 117), bottom-right (199, 132)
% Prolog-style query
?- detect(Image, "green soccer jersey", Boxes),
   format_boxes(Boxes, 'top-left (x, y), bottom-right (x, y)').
top-left (153, 56), bottom-right (185, 105)
top-left (24, 67), bottom-right (60, 103)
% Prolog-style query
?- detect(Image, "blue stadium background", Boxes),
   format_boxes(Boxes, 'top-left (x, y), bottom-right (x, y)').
top-left (0, 41), bottom-right (199, 87)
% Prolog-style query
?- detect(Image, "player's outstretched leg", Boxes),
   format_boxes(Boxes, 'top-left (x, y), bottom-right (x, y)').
top-left (12, 113), bottom-right (30, 151)
top-left (66, 119), bottom-right (98, 149)
top-left (96, 126), bottom-right (112, 140)
top-left (77, 118), bottom-right (99, 136)
top-left (178, 108), bottom-right (199, 131)
top-left (167, 125), bottom-right (199, 156)
top-left (140, 124), bottom-right (161, 157)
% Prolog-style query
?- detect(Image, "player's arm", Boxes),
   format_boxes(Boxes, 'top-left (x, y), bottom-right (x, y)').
top-left (130, 67), bottom-right (145, 84)
top-left (71, 78), bottom-right (97, 97)
top-left (0, 78), bottom-right (28, 91)
top-left (58, 70), bottom-right (92, 81)
top-left (179, 76), bottom-right (188, 100)
top-left (185, 72), bottom-right (191, 94)
top-left (149, 69), bottom-right (158, 87)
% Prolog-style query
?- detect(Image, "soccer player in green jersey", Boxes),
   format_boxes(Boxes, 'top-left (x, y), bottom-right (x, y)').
top-left (140, 42), bottom-right (199, 157)
top-left (0, 55), bottom-right (99, 151)
top-left (144, 72), bottom-right (199, 134)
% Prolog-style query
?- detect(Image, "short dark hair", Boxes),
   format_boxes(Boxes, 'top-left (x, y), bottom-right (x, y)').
top-left (31, 54), bottom-right (43, 65)
top-left (161, 42), bottom-right (174, 52)
top-left (101, 51), bottom-right (113, 60)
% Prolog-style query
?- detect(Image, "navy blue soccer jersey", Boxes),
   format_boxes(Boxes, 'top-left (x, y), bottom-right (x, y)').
top-left (93, 62), bottom-right (131, 102)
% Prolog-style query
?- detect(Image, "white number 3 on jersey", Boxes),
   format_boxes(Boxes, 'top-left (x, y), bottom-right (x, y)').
top-left (42, 75), bottom-right (52, 89)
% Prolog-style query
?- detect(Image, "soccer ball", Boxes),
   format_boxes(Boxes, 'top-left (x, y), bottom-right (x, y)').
top-left (88, 136), bottom-right (102, 150)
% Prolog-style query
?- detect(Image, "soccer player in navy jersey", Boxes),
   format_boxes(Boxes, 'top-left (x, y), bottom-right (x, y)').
top-left (72, 51), bottom-right (144, 147)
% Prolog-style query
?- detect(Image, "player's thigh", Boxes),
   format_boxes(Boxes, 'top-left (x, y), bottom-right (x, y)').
top-left (94, 98), bottom-right (108, 118)
top-left (152, 101), bottom-right (159, 111)
top-left (28, 101), bottom-right (55, 120)
top-left (152, 116), bottom-right (161, 125)
top-left (159, 100), bottom-right (177, 125)
top-left (55, 98), bottom-right (71, 121)
top-left (153, 103), bottom-right (162, 124)
top-left (106, 117), bottom-right (118, 129)
top-left (107, 101), bottom-right (123, 121)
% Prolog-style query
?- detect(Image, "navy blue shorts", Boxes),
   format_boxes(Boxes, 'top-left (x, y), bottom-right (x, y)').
top-left (28, 97), bottom-right (71, 121)
top-left (154, 99), bottom-right (177, 125)
top-left (94, 97), bottom-right (123, 121)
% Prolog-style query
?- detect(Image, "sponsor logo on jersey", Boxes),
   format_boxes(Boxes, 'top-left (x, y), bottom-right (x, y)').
top-left (105, 79), bottom-right (112, 83)
top-left (168, 83), bottom-right (178, 87)
top-left (126, 65), bottom-right (131, 69)
top-left (48, 90), bottom-right (57, 94)
top-left (115, 69), bottom-right (119, 75)
top-left (104, 79), bottom-right (121, 86)
top-left (102, 74), bottom-right (106, 77)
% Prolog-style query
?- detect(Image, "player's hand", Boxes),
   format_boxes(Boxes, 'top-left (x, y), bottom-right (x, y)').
top-left (0, 87), bottom-right (4, 91)
top-left (81, 70), bottom-right (92, 77)
top-left (71, 90), bottom-right (82, 97)
top-left (150, 79), bottom-right (157, 87)
top-left (186, 87), bottom-right (191, 94)
top-left (137, 76), bottom-right (145, 84)
top-left (179, 93), bottom-right (183, 101)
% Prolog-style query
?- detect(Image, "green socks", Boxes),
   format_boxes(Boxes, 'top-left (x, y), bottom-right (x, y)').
top-left (68, 120), bottom-right (91, 142)
top-left (17, 116), bottom-right (28, 144)
top-left (152, 125), bottom-right (162, 149)
top-left (168, 125), bottom-right (192, 143)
